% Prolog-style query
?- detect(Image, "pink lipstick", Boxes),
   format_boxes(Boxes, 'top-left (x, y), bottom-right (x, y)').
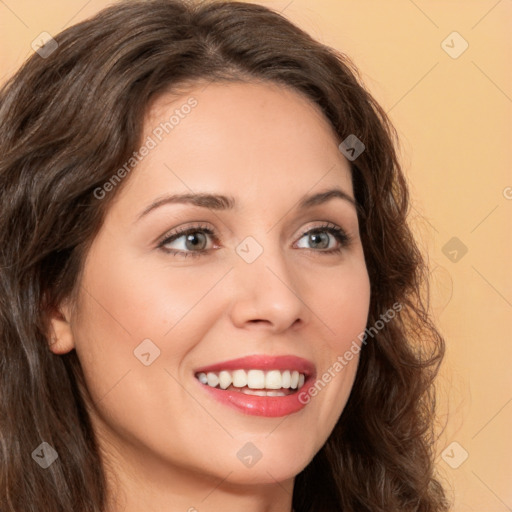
top-left (194, 354), bottom-right (316, 417)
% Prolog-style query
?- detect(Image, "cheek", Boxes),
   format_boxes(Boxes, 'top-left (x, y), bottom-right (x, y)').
top-left (70, 248), bottom-right (233, 411)
top-left (301, 256), bottom-right (370, 434)
top-left (310, 253), bottom-right (371, 352)
top-left (69, 262), bottom-right (230, 461)
top-left (75, 247), bottom-right (226, 348)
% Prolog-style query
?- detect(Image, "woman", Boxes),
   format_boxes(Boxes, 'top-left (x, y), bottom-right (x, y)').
top-left (0, 1), bottom-right (449, 510)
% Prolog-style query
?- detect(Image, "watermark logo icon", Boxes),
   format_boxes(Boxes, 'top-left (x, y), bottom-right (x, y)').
top-left (236, 236), bottom-right (264, 263)
top-left (32, 442), bottom-right (59, 469)
top-left (237, 442), bottom-right (262, 468)
top-left (134, 338), bottom-right (161, 366)
top-left (339, 134), bottom-right (365, 161)
top-left (441, 441), bottom-right (468, 469)
top-left (442, 237), bottom-right (468, 263)
top-left (441, 32), bottom-right (468, 59)
top-left (31, 32), bottom-right (58, 59)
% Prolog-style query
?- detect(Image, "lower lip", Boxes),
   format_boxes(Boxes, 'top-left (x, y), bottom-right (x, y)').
top-left (196, 377), bottom-right (314, 417)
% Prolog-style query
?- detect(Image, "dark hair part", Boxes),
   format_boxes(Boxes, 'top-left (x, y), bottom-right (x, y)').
top-left (0, 1), bottom-right (449, 510)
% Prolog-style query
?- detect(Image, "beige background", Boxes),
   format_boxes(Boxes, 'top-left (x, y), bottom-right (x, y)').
top-left (1, 0), bottom-right (511, 509)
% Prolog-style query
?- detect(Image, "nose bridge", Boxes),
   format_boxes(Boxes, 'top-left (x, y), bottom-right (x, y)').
top-left (228, 231), bottom-right (307, 330)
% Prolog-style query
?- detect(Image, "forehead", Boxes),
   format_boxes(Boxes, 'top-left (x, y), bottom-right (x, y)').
top-left (145, 79), bottom-right (341, 156)
top-left (111, 80), bottom-right (353, 216)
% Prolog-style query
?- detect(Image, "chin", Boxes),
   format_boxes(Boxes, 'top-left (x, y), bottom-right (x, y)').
top-left (227, 439), bottom-right (315, 485)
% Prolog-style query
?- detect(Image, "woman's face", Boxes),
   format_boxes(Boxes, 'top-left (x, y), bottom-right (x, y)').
top-left (52, 81), bottom-right (370, 492)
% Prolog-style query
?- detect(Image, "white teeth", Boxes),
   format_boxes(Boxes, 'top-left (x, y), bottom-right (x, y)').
top-left (196, 369), bottom-right (307, 391)
top-left (247, 369), bottom-right (265, 389)
top-left (206, 372), bottom-right (219, 387)
top-left (265, 370), bottom-right (283, 389)
top-left (281, 370), bottom-right (291, 388)
top-left (242, 389), bottom-right (286, 397)
top-left (232, 369), bottom-right (247, 387)
top-left (218, 370), bottom-right (232, 390)
top-left (265, 390), bottom-right (286, 397)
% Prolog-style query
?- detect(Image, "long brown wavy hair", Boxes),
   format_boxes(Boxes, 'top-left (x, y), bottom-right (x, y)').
top-left (0, 1), bottom-right (449, 510)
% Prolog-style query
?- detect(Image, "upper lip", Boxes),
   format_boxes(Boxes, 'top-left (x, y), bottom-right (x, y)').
top-left (194, 354), bottom-right (316, 378)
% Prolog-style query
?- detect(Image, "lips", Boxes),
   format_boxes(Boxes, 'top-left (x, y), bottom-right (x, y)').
top-left (194, 354), bottom-right (316, 417)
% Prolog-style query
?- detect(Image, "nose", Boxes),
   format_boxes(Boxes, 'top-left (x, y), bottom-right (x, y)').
top-left (227, 239), bottom-right (308, 333)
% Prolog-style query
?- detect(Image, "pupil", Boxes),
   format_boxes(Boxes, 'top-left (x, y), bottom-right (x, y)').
top-left (310, 232), bottom-right (328, 249)
top-left (186, 232), bottom-right (206, 250)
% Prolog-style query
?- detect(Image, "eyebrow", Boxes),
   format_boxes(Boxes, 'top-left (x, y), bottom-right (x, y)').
top-left (136, 187), bottom-right (357, 222)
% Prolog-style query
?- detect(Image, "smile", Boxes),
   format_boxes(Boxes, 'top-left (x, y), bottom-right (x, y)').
top-left (195, 369), bottom-right (306, 396)
top-left (194, 355), bottom-right (315, 417)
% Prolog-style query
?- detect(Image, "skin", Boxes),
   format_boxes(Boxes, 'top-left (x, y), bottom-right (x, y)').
top-left (49, 80), bottom-right (371, 512)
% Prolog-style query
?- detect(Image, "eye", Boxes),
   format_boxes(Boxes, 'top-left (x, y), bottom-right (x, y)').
top-left (158, 224), bottom-right (217, 258)
top-left (295, 223), bottom-right (351, 254)
top-left (157, 221), bottom-right (351, 258)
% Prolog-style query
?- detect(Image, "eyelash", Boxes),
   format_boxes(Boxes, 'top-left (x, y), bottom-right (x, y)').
top-left (157, 222), bottom-right (352, 258)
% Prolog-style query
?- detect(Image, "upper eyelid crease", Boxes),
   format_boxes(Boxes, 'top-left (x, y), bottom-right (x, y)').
top-left (136, 187), bottom-right (358, 223)
top-left (159, 220), bottom-right (347, 241)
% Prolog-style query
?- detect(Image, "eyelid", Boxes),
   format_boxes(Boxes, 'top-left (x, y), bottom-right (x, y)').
top-left (157, 222), bottom-right (216, 246)
top-left (297, 221), bottom-right (351, 240)
top-left (294, 221), bottom-right (352, 249)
